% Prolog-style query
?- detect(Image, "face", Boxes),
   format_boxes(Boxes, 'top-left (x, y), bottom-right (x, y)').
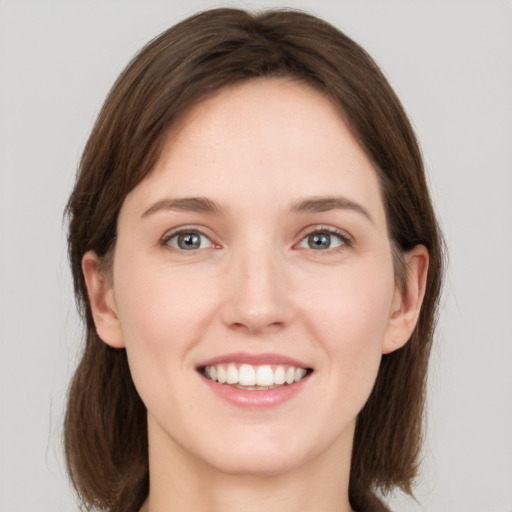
top-left (87, 78), bottom-right (416, 477)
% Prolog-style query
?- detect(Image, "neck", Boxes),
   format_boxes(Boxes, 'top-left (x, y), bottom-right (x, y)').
top-left (142, 419), bottom-right (355, 512)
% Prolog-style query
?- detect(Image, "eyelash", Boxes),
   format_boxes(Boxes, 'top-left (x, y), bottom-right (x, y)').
top-left (294, 225), bottom-right (352, 253)
top-left (161, 227), bottom-right (215, 252)
top-left (160, 225), bottom-right (353, 253)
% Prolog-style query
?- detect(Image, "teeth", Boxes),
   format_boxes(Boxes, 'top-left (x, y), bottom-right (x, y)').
top-left (217, 365), bottom-right (227, 384)
top-left (226, 364), bottom-right (238, 384)
top-left (274, 365), bottom-right (285, 385)
top-left (239, 364), bottom-right (256, 386)
top-left (295, 368), bottom-right (307, 381)
top-left (202, 363), bottom-right (309, 387)
top-left (256, 365), bottom-right (274, 386)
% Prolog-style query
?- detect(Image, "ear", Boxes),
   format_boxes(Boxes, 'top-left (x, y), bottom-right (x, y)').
top-left (383, 245), bottom-right (429, 355)
top-left (82, 250), bottom-right (125, 348)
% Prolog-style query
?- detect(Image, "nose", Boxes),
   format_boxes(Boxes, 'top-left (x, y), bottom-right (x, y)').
top-left (221, 245), bottom-right (293, 335)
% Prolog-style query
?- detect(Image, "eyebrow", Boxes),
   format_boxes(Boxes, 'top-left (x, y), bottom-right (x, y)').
top-left (141, 195), bottom-right (373, 223)
top-left (141, 197), bottom-right (223, 218)
top-left (290, 196), bottom-right (373, 223)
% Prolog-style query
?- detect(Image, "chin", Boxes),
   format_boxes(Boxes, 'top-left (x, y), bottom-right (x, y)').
top-left (191, 427), bottom-right (319, 478)
top-left (207, 449), bottom-right (306, 478)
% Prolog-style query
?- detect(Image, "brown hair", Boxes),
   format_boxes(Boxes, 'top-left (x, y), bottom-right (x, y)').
top-left (65, 8), bottom-right (444, 512)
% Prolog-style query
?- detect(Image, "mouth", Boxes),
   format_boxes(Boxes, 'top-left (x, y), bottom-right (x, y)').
top-left (198, 363), bottom-right (313, 390)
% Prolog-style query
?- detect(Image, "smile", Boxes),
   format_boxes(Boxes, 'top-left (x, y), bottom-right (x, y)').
top-left (201, 363), bottom-right (311, 389)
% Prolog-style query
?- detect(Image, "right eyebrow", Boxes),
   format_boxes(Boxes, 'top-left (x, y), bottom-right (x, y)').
top-left (140, 197), bottom-right (224, 219)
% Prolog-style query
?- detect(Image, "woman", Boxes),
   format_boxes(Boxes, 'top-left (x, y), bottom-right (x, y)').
top-left (65, 8), bottom-right (443, 512)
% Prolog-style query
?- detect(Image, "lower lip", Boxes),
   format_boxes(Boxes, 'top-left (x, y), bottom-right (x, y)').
top-left (200, 373), bottom-right (310, 409)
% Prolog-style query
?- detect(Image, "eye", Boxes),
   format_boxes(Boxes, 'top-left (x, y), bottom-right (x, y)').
top-left (296, 229), bottom-right (349, 251)
top-left (165, 231), bottom-right (213, 251)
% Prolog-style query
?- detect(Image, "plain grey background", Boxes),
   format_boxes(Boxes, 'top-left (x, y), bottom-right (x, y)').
top-left (1, 1), bottom-right (511, 511)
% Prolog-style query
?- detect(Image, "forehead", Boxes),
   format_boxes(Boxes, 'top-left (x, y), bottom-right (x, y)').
top-left (122, 77), bottom-right (386, 225)
top-left (165, 77), bottom-right (355, 169)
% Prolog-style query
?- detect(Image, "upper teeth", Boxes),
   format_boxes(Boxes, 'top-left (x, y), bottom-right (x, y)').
top-left (203, 364), bottom-right (308, 387)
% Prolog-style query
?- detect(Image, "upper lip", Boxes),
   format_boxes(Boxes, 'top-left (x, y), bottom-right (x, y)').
top-left (196, 352), bottom-right (312, 369)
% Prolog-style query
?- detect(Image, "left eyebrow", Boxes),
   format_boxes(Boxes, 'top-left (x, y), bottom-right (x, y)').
top-left (140, 196), bottom-right (224, 219)
top-left (290, 196), bottom-right (373, 224)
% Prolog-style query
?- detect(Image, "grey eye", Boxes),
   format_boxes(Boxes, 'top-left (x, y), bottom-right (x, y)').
top-left (298, 232), bottom-right (344, 250)
top-left (166, 231), bottom-right (211, 250)
top-left (308, 233), bottom-right (330, 249)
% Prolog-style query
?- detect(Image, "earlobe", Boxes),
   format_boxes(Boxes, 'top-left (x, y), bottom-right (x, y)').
top-left (82, 250), bottom-right (125, 349)
top-left (383, 245), bottom-right (429, 354)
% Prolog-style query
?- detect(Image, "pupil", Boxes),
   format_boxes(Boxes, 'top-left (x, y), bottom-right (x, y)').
top-left (179, 233), bottom-right (200, 249)
top-left (309, 233), bottom-right (330, 249)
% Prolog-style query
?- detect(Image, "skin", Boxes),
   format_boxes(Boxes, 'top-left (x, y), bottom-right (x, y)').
top-left (83, 78), bottom-right (428, 512)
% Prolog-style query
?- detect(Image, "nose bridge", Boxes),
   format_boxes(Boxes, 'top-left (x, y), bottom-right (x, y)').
top-left (223, 233), bottom-right (291, 332)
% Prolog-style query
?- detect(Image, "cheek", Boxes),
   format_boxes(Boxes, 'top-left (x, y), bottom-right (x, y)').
top-left (302, 260), bottom-right (395, 396)
top-left (116, 281), bottom-right (175, 351)
top-left (114, 254), bottom-right (207, 343)
top-left (305, 261), bottom-right (395, 346)
top-left (111, 256), bottom-right (224, 399)
top-left (111, 265), bottom-right (203, 411)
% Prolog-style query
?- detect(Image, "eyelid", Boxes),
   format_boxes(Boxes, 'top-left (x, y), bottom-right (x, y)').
top-left (160, 225), bottom-right (219, 250)
top-left (294, 225), bottom-right (353, 250)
